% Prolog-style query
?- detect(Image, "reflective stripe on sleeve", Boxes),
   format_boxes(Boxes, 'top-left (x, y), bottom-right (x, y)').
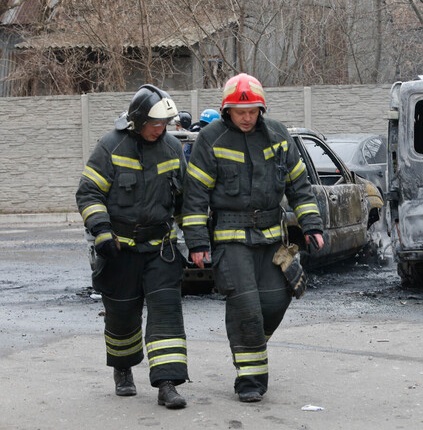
top-left (294, 202), bottom-right (320, 220)
top-left (287, 159), bottom-right (306, 182)
top-left (81, 204), bottom-right (107, 222)
top-left (187, 163), bottom-right (215, 188)
top-left (82, 165), bottom-right (111, 192)
top-left (182, 214), bottom-right (208, 227)
top-left (94, 231), bottom-right (113, 246)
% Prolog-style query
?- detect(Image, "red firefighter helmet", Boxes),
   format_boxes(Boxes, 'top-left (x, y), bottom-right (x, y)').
top-left (221, 73), bottom-right (267, 112)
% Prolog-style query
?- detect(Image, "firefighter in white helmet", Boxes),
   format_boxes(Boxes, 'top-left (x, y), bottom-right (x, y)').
top-left (76, 84), bottom-right (188, 409)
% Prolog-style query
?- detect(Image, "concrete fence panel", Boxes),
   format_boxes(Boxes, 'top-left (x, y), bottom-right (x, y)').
top-left (0, 84), bottom-right (392, 214)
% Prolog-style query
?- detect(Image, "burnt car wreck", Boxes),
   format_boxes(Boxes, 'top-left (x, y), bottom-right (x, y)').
top-left (170, 128), bottom-right (384, 292)
top-left (386, 77), bottom-right (423, 289)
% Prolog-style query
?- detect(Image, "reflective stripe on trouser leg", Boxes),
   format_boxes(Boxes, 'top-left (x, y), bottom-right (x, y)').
top-left (146, 337), bottom-right (187, 385)
top-left (212, 243), bottom-right (269, 394)
top-left (105, 326), bottom-right (143, 362)
top-left (143, 245), bottom-right (189, 387)
top-left (234, 349), bottom-right (268, 379)
top-left (102, 294), bottom-right (144, 368)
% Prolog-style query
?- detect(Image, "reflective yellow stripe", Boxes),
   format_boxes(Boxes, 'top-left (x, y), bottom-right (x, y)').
top-left (81, 204), bottom-right (107, 222)
top-left (294, 203), bottom-right (320, 220)
top-left (148, 229), bottom-right (177, 245)
top-left (116, 232), bottom-right (177, 247)
top-left (146, 338), bottom-right (187, 353)
top-left (234, 350), bottom-right (268, 363)
top-left (157, 158), bottom-right (180, 175)
top-left (237, 365), bottom-right (268, 377)
top-left (149, 353), bottom-right (188, 368)
top-left (94, 231), bottom-right (113, 246)
top-left (82, 165), bottom-right (111, 193)
top-left (182, 214), bottom-right (208, 227)
top-left (213, 147), bottom-right (245, 163)
top-left (214, 226), bottom-right (281, 241)
top-left (262, 225), bottom-right (282, 239)
top-left (187, 163), bottom-right (215, 188)
top-left (106, 342), bottom-right (143, 357)
top-left (105, 329), bottom-right (143, 357)
top-left (105, 329), bottom-right (143, 347)
top-left (263, 141), bottom-right (287, 160)
top-left (214, 229), bottom-right (246, 241)
top-left (287, 159), bottom-right (306, 182)
top-left (111, 154), bottom-right (142, 170)
top-left (116, 236), bottom-right (136, 247)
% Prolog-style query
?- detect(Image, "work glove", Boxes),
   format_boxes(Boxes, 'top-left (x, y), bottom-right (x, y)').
top-left (272, 243), bottom-right (308, 299)
top-left (94, 230), bottom-right (120, 259)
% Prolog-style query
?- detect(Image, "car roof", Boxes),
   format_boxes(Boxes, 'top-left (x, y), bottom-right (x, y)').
top-left (287, 127), bottom-right (327, 142)
top-left (325, 133), bottom-right (386, 143)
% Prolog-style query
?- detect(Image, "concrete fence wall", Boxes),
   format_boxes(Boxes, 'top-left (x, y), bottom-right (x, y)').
top-left (0, 84), bottom-right (392, 215)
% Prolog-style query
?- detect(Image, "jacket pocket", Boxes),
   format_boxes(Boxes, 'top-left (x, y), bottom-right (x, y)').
top-left (117, 172), bottom-right (137, 207)
top-left (219, 164), bottom-right (240, 196)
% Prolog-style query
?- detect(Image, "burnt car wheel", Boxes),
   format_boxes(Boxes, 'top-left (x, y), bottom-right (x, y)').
top-left (397, 261), bottom-right (423, 290)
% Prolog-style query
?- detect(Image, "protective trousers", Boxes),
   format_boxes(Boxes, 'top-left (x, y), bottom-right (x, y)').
top-left (92, 245), bottom-right (188, 387)
top-left (212, 242), bottom-right (292, 395)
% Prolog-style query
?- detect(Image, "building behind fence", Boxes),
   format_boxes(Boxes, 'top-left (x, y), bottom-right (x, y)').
top-left (0, 84), bottom-right (392, 214)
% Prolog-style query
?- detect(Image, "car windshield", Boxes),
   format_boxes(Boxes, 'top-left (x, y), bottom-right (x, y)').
top-left (304, 140), bottom-right (355, 168)
top-left (325, 141), bottom-right (359, 163)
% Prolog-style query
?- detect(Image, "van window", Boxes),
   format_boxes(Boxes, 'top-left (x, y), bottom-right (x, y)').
top-left (414, 100), bottom-right (423, 154)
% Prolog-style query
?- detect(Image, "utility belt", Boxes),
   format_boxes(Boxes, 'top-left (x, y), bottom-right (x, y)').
top-left (213, 207), bottom-right (281, 229)
top-left (111, 219), bottom-right (172, 243)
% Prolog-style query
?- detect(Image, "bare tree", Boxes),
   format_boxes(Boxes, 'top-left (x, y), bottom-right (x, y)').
top-left (4, 0), bottom-right (423, 95)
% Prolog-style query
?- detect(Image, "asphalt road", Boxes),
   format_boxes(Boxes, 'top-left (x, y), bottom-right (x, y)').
top-left (0, 222), bottom-right (422, 430)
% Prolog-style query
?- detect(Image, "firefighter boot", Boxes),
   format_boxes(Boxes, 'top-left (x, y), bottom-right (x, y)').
top-left (238, 391), bottom-right (263, 403)
top-left (158, 381), bottom-right (187, 409)
top-left (114, 368), bottom-right (137, 396)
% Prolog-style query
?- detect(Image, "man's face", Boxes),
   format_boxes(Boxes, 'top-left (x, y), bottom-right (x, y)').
top-left (228, 107), bottom-right (260, 133)
top-left (140, 119), bottom-right (169, 142)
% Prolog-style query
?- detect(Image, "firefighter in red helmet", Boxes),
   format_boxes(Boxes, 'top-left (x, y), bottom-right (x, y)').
top-left (182, 73), bottom-right (324, 402)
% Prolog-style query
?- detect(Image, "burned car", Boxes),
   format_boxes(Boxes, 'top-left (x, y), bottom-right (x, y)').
top-left (169, 128), bottom-right (384, 291)
top-left (313, 133), bottom-right (387, 196)
top-left (286, 128), bottom-right (384, 268)
top-left (386, 77), bottom-right (423, 289)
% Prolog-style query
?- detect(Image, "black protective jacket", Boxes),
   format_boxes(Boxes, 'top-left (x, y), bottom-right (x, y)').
top-left (76, 129), bottom-right (186, 250)
top-left (181, 116), bottom-right (323, 250)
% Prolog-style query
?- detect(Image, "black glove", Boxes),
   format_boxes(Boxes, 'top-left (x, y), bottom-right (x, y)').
top-left (94, 230), bottom-right (120, 259)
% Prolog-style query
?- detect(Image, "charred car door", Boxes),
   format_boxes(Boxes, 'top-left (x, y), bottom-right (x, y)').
top-left (289, 130), bottom-right (369, 266)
